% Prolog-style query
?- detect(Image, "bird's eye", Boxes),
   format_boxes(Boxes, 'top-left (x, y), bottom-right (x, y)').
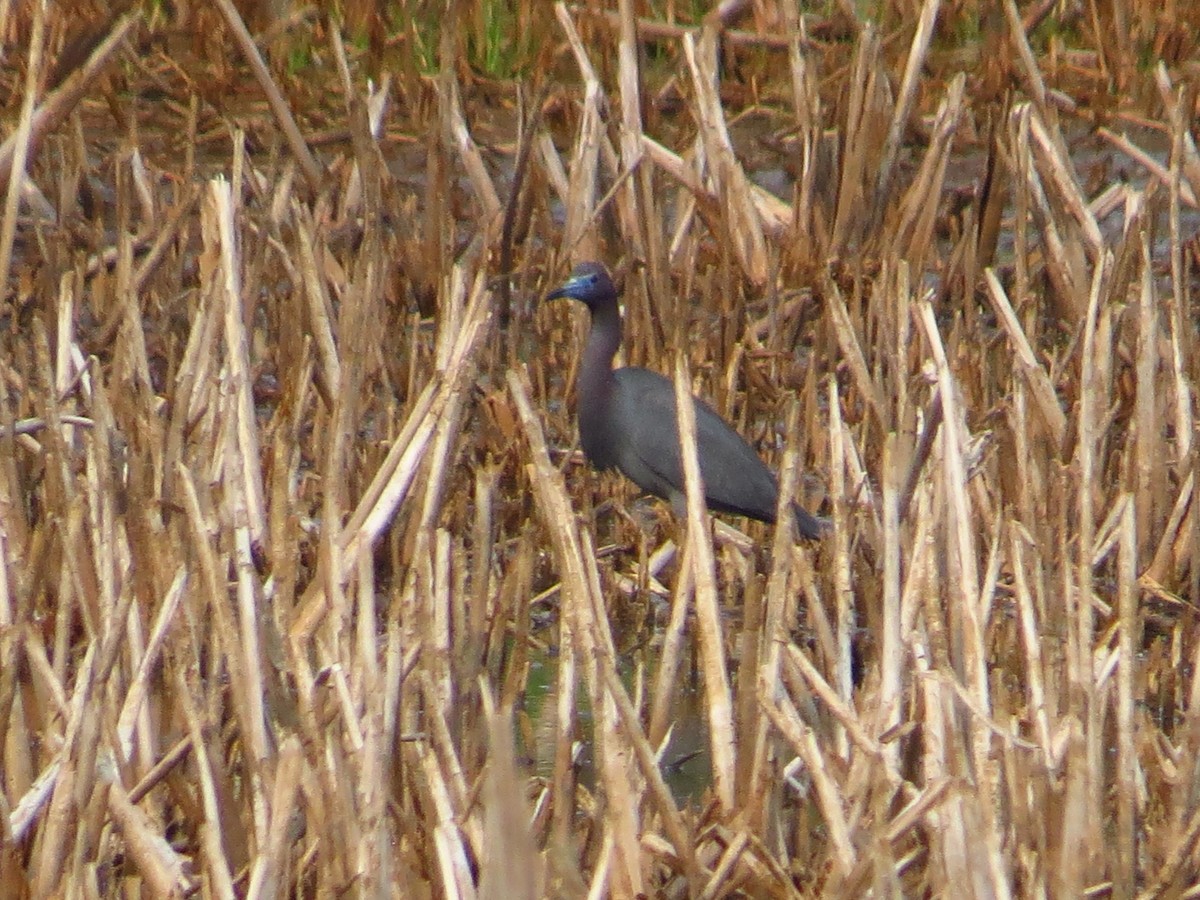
top-left (588, 274), bottom-right (598, 284)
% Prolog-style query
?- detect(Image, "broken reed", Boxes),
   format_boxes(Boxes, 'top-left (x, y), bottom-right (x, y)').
top-left (2, 0), bottom-right (1200, 896)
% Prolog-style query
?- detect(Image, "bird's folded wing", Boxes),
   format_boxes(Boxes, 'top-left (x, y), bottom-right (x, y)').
top-left (615, 370), bottom-right (686, 495)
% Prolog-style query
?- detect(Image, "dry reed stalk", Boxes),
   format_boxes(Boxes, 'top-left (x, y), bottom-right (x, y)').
top-left (106, 770), bottom-right (194, 896)
top-left (1001, 0), bottom-right (1052, 114)
top-left (439, 73), bottom-right (503, 226)
top-left (1066, 252), bottom-right (1112, 881)
top-left (417, 734), bottom-right (477, 899)
top-left (211, 0), bottom-right (322, 188)
top-left (696, 827), bottom-right (747, 899)
top-left (759, 688), bottom-right (855, 878)
top-left (1097, 126), bottom-right (1200, 209)
top-left (682, 32), bottom-right (767, 285)
top-left (1012, 105), bottom-right (1090, 319)
top-left (823, 273), bottom-right (886, 429)
top-left (330, 31), bottom-right (391, 224)
top-left (826, 376), bottom-right (853, 762)
top-left (554, 3), bottom-right (604, 264)
top-left (916, 300), bottom-right (1010, 897)
top-left (641, 134), bottom-right (794, 249)
top-left (1134, 232), bottom-right (1163, 562)
top-left (29, 644), bottom-right (93, 895)
top-left (478, 689), bottom-right (541, 900)
top-left (787, 51), bottom-right (825, 259)
top-left (115, 567), bottom-right (187, 760)
top-left (574, 5), bottom-right (822, 52)
top-left (1140, 796), bottom-right (1200, 897)
top-left (293, 207), bottom-right (343, 403)
top-left (349, 543), bottom-right (389, 893)
top-left (5, 1), bottom-right (1200, 893)
top-left (672, 355), bottom-right (736, 811)
top-left (870, 0), bottom-right (941, 222)
top-left (244, 735), bottom-right (302, 900)
top-left (1154, 63), bottom-right (1200, 191)
top-left (889, 73), bottom-right (964, 271)
top-left (830, 24), bottom-right (888, 258)
top-left (0, 12), bottom-right (138, 196)
top-left (647, 537), bottom-right (694, 747)
top-left (1114, 497), bottom-right (1137, 897)
top-left (580, 528), bottom-right (645, 893)
top-left (598, 663), bottom-right (702, 891)
top-left (507, 369), bottom-right (645, 897)
top-left (781, 2), bottom-right (819, 134)
top-left (174, 664), bottom-right (238, 900)
top-left (784, 645), bottom-right (886, 767)
top-left (292, 269), bottom-right (492, 638)
top-left (0, 0), bottom-right (45, 323)
top-left (209, 179), bottom-right (273, 846)
top-left (879, 431), bottom-right (902, 763)
top-left (536, 129), bottom-right (571, 202)
top-left (983, 268), bottom-right (1068, 448)
top-left (741, 398), bottom-right (802, 824)
top-left (1158, 128), bottom-right (1197, 582)
top-left (612, 0), bottom-right (647, 261)
top-left (53, 274), bottom-right (76, 410)
top-left (613, 0), bottom-right (672, 363)
top-left (419, 666), bottom-right (481, 850)
top-left (1029, 114), bottom-right (1104, 255)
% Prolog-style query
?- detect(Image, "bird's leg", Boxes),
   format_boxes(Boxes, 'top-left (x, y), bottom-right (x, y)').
top-left (606, 500), bottom-right (677, 629)
top-left (609, 500), bottom-right (655, 606)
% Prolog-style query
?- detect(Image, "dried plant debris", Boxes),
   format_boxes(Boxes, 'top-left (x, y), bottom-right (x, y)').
top-left (2, 1), bottom-right (1200, 896)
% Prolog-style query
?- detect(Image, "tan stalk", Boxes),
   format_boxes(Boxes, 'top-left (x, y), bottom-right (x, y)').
top-left (673, 355), bottom-right (737, 810)
top-left (682, 33), bottom-right (767, 285)
top-left (871, 0), bottom-right (942, 221)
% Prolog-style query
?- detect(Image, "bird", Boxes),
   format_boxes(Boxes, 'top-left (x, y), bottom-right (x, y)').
top-left (546, 261), bottom-right (827, 540)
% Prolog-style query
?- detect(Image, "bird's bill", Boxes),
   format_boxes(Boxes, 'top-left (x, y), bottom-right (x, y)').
top-left (545, 273), bottom-right (584, 302)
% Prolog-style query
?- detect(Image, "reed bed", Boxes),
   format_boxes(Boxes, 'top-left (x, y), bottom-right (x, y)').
top-left (2, 0), bottom-right (1199, 896)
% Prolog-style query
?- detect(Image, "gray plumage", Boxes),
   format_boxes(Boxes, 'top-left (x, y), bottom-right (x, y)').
top-left (547, 261), bottom-right (826, 540)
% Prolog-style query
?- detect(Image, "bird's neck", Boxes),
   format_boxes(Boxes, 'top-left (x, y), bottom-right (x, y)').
top-left (577, 302), bottom-right (622, 470)
top-left (581, 302), bottom-right (622, 401)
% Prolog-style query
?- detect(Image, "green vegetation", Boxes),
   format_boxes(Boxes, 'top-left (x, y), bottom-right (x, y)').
top-left (472, 0), bottom-right (520, 77)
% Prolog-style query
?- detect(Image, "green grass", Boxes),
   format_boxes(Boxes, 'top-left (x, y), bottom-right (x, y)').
top-left (471, 0), bottom-right (522, 78)
top-left (286, 40), bottom-right (314, 76)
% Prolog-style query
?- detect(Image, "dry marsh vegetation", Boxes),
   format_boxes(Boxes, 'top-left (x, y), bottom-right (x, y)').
top-left (2, 0), bottom-right (1200, 896)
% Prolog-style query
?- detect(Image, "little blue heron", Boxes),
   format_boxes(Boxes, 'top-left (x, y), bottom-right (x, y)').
top-left (546, 261), bottom-right (827, 540)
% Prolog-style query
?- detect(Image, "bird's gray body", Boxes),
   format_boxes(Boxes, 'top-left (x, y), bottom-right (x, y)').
top-left (587, 367), bottom-right (781, 522)
top-left (548, 261), bottom-right (826, 540)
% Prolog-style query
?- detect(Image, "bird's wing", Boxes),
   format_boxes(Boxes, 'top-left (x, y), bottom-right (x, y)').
top-left (614, 369), bottom-right (779, 519)
top-left (689, 395), bottom-right (779, 518)
top-left (611, 369), bottom-right (685, 500)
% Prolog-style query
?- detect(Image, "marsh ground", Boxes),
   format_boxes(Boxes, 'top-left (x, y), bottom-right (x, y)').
top-left (2, 1), bottom-right (1200, 896)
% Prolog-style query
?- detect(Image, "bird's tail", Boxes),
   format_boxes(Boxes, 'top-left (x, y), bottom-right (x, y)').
top-left (791, 502), bottom-right (830, 540)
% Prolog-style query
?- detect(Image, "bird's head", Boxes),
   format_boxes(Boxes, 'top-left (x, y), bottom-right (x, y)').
top-left (545, 261), bottom-right (617, 310)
